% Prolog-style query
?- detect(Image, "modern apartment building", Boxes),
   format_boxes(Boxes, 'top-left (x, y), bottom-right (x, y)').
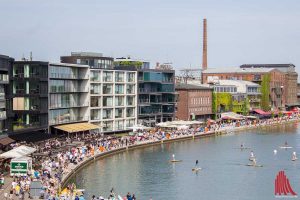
top-left (8, 61), bottom-right (49, 138)
top-left (61, 52), bottom-right (138, 133)
top-left (137, 69), bottom-right (176, 125)
top-left (48, 63), bottom-right (90, 133)
top-left (115, 57), bottom-right (176, 125)
top-left (0, 55), bottom-right (12, 143)
top-left (89, 69), bottom-right (137, 132)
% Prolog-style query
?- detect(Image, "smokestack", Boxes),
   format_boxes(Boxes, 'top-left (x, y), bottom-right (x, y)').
top-left (202, 18), bottom-right (207, 70)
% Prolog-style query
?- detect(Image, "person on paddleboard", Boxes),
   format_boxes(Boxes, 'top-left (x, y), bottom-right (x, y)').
top-left (285, 141), bottom-right (288, 146)
top-left (195, 160), bottom-right (199, 166)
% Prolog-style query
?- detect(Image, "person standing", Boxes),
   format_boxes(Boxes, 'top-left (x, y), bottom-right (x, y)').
top-left (0, 174), bottom-right (4, 190)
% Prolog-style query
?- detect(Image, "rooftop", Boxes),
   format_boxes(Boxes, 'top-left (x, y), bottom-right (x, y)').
top-left (50, 62), bottom-right (90, 68)
top-left (202, 67), bottom-right (275, 74)
top-left (71, 52), bottom-right (103, 57)
top-left (213, 79), bottom-right (260, 87)
top-left (240, 64), bottom-right (295, 68)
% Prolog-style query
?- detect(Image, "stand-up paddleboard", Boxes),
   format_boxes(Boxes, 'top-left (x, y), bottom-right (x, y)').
top-left (245, 164), bottom-right (263, 167)
top-left (249, 157), bottom-right (255, 161)
top-left (234, 147), bottom-right (251, 150)
top-left (192, 167), bottom-right (202, 172)
top-left (118, 195), bottom-right (123, 200)
top-left (169, 160), bottom-right (182, 163)
top-left (279, 146), bottom-right (293, 149)
top-left (292, 158), bottom-right (298, 161)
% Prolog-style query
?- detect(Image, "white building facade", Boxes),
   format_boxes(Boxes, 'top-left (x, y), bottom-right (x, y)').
top-left (90, 69), bottom-right (138, 132)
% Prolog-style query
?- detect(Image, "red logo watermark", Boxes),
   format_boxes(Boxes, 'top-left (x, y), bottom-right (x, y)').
top-left (275, 171), bottom-right (297, 198)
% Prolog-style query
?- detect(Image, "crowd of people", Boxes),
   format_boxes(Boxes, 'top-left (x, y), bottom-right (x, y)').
top-left (1, 113), bottom-right (299, 200)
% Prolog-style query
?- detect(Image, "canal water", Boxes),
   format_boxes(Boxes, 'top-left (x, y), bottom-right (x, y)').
top-left (74, 122), bottom-right (300, 200)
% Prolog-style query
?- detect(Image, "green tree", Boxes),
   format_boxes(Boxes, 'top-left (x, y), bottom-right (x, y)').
top-left (261, 74), bottom-right (271, 111)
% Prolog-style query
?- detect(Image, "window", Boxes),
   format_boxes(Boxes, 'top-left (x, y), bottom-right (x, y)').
top-left (126, 119), bottom-right (135, 127)
top-left (103, 120), bottom-right (113, 131)
top-left (127, 96), bottom-right (135, 106)
top-left (115, 108), bottom-right (124, 118)
top-left (103, 96), bottom-right (113, 107)
top-left (115, 72), bottom-right (124, 82)
top-left (115, 96), bottom-right (124, 106)
top-left (102, 109), bottom-right (112, 119)
top-left (91, 109), bottom-right (101, 120)
top-left (126, 84), bottom-right (135, 94)
top-left (127, 72), bottom-right (135, 82)
top-left (91, 71), bottom-right (101, 81)
top-left (115, 84), bottom-right (124, 94)
top-left (115, 120), bottom-right (124, 130)
top-left (91, 84), bottom-right (101, 94)
top-left (126, 108), bottom-right (135, 117)
top-left (91, 97), bottom-right (101, 107)
top-left (103, 84), bottom-right (113, 94)
top-left (103, 71), bottom-right (113, 82)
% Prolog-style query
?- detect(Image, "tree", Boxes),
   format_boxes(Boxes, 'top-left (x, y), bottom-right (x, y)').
top-left (261, 74), bottom-right (271, 111)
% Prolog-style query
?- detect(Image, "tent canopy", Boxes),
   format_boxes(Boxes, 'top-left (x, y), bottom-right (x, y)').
top-left (0, 145), bottom-right (36, 158)
top-left (221, 112), bottom-right (244, 120)
top-left (54, 122), bottom-right (100, 133)
top-left (127, 124), bottom-right (151, 132)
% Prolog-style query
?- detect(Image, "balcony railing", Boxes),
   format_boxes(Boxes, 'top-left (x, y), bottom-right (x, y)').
top-left (49, 116), bottom-right (89, 125)
top-left (50, 102), bottom-right (89, 109)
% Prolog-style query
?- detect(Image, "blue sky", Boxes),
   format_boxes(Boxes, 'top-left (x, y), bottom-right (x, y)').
top-left (1, 0), bottom-right (300, 74)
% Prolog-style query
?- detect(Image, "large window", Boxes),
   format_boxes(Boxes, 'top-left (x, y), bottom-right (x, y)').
top-left (115, 84), bottom-right (124, 94)
top-left (127, 72), bottom-right (135, 82)
top-left (115, 96), bottom-right (124, 106)
top-left (103, 96), bottom-right (113, 107)
top-left (126, 96), bottom-right (135, 106)
top-left (50, 66), bottom-right (78, 79)
top-left (103, 84), bottom-right (113, 94)
top-left (126, 84), bottom-right (135, 94)
top-left (91, 96), bottom-right (101, 107)
top-left (126, 119), bottom-right (135, 128)
top-left (115, 108), bottom-right (124, 118)
top-left (102, 109), bottom-right (113, 119)
top-left (115, 120), bottom-right (124, 130)
top-left (91, 84), bottom-right (101, 94)
top-left (115, 72), bottom-right (124, 82)
top-left (126, 108), bottom-right (135, 117)
top-left (103, 71), bottom-right (113, 82)
top-left (103, 120), bottom-right (113, 131)
top-left (91, 71), bottom-right (101, 81)
top-left (91, 109), bottom-right (101, 120)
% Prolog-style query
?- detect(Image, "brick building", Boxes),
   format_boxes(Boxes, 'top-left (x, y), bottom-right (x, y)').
top-left (175, 83), bottom-right (213, 121)
top-left (202, 67), bottom-right (286, 110)
top-left (240, 64), bottom-right (298, 107)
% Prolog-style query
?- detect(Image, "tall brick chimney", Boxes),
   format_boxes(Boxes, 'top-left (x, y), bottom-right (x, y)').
top-left (202, 18), bottom-right (207, 70)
